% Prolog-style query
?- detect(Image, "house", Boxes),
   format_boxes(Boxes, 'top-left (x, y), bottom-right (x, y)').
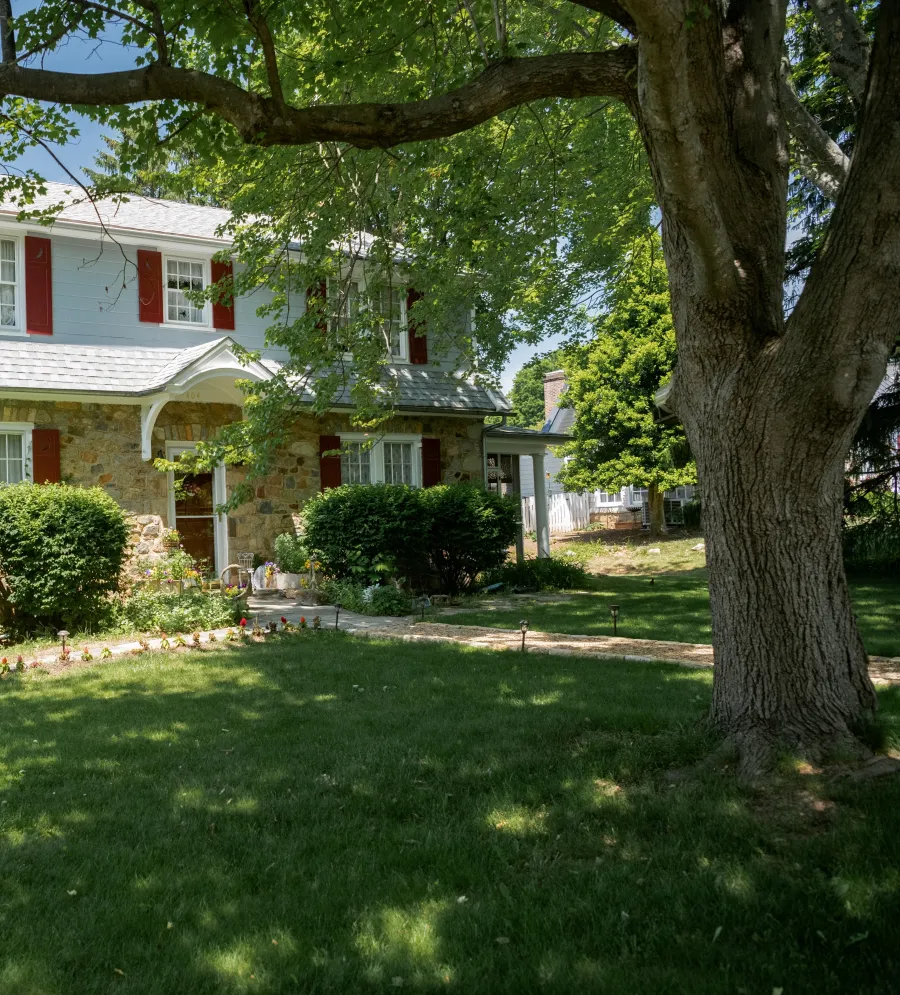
top-left (0, 183), bottom-right (560, 574)
top-left (518, 370), bottom-right (696, 531)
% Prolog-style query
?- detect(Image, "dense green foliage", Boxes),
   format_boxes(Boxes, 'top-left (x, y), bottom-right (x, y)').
top-left (303, 483), bottom-right (518, 594)
top-left (273, 533), bottom-right (309, 575)
top-left (303, 484), bottom-right (428, 584)
top-left (508, 349), bottom-right (568, 427)
top-left (556, 237), bottom-right (695, 497)
top-left (482, 555), bottom-right (590, 592)
top-left (0, 483), bottom-right (128, 635)
top-left (419, 484), bottom-right (519, 594)
top-left (843, 492), bottom-right (900, 575)
top-left (118, 590), bottom-right (242, 634)
top-left (1, 637), bottom-right (898, 993)
top-left (319, 579), bottom-right (412, 616)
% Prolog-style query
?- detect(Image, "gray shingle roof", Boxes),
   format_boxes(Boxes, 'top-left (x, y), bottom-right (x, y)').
top-left (0, 338), bottom-right (509, 413)
top-left (0, 181), bottom-right (234, 244)
top-left (0, 338), bottom-right (223, 395)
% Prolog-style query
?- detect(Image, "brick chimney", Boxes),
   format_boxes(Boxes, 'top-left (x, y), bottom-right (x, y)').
top-left (543, 369), bottom-right (567, 422)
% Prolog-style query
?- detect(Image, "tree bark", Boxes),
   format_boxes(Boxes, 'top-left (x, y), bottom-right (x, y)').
top-left (678, 350), bottom-right (878, 775)
top-left (647, 482), bottom-right (666, 537)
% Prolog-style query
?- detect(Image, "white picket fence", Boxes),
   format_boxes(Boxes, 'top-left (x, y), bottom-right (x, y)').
top-left (520, 491), bottom-right (596, 535)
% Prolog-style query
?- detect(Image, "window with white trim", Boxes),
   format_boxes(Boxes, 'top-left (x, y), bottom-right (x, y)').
top-left (383, 442), bottom-right (413, 484)
top-left (378, 287), bottom-right (407, 361)
top-left (0, 424), bottom-right (30, 483)
top-left (328, 280), bottom-right (359, 347)
top-left (165, 257), bottom-right (207, 324)
top-left (341, 441), bottom-right (372, 485)
top-left (340, 435), bottom-right (421, 486)
top-left (596, 490), bottom-right (619, 505)
top-left (0, 237), bottom-right (21, 331)
top-left (630, 486), bottom-right (649, 506)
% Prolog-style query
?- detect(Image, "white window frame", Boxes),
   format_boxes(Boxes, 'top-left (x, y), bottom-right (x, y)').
top-left (163, 253), bottom-right (211, 328)
top-left (0, 235), bottom-right (26, 338)
top-left (165, 442), bottom-right (228, 576)
top-left (339, 433), bottom-right (422, 487)
top-left (323, 278), bottom-right (409, 364)
top-left (0, 422), bottom-right (33, 483)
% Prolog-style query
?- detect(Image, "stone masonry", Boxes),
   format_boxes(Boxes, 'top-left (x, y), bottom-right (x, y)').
top-left (1, 399), bottom-right (486, 568)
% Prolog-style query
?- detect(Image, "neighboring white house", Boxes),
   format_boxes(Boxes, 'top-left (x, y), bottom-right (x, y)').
top-left (518, 370), bottom-right (696, 533)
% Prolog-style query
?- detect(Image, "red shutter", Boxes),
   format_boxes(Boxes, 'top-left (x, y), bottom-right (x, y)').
top-left (32, 428), bottom-right (61, 484)
top-left (421, 438), bottom-right (441, 487)
top-left (407, 289), bottom-right (427, 364)
top-left (307, 280), bottom-right (328, 332)
top-left (137, 249), bottom-right (164, 323)
top-left (24, 236), bottom-right (53, 335)
top-left (211, 259), bottom-right (235, 331)
top-left (319, 434), bottom-right (342, 491)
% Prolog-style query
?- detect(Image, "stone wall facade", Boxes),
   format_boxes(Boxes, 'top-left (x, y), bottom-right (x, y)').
top-left (1, 398), bottom-right (486, 567)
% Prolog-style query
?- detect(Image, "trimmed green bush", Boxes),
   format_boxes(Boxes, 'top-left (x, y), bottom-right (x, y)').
top-left (420, 484), bottom-right (519, 594)
top-left (303, 483), bottom-right (430, 583)
top-left (120, 590), bottom-right (242, 633)
top-left (303, 483), bottom-right (519, 594)
top-left (0, 483), bottom-right (129, 635)
top-left (482, 556), bottom-right (590, 592)
top-left (681, 498), bottom-right (702, 530)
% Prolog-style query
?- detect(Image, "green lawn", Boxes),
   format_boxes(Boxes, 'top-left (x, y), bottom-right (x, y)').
top-left (2, 636), bottom-right (899, 993)
top-left (441, 571), bottom-right (900, 656)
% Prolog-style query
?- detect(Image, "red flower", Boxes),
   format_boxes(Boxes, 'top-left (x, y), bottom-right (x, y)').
top-left (281, 616), bottom-right (287, 624)
top-left (300, 616), bottom-right (306, 624)
top-left (239, 618), bottom-right (247, 627)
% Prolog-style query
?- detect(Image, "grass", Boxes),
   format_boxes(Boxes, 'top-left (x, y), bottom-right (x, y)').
top-left (2, 635), bottom-right (900, 993)
top-left (441, 571), bottom-right (900, 657)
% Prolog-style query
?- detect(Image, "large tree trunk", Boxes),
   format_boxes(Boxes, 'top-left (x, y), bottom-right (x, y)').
top-left (684, 363), bottom-right (878, 774)
top-left (647, 482), bottom-right (666, 537)
top-left (625, 0), bottom-right (900, 774)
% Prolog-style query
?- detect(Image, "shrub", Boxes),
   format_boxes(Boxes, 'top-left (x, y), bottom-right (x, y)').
top-left (0, 483), bottom-right (129, 635)
top-left (120, 590), bottom-right (242, 633)
top-left (303, 484), bottom-right (429, 583)
top-left (843, 504), bottom-right (900, 575)
top-left (274, 533), bottom-right (308, 574)
top-left (318, 579), bottom-right (411, 616)
top-left (420, 484), bottom-right (519, 595)
top-left (303, 482), bottom-right (519, 594)
top-left (482, 556), bottom-right (590, 591)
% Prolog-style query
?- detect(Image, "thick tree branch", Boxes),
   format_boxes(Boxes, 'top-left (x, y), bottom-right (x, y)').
top-left (0, 46), bottom-right (637, 147)
top-left (567, 0), bottom-right (636, 34)
top-left (788, 0), bottom-right (900, 400)
top-left (779, 71), bottom-right (850, 199)
top-left (243, 0), bottom-right (284, 109)
top-left (809, 0), bottom-right (871, 103)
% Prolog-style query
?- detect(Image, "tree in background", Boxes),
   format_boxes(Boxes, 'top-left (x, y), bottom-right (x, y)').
top-left (508, 350), bottom-right (567, 428)
top-left (556, 239), bottom-right (694, 535)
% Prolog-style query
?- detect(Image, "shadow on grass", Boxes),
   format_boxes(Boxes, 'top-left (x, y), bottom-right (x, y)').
top-left (0, 637), bottom-right (898, 994)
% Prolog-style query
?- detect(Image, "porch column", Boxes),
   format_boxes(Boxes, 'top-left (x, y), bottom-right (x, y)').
top-left (512, 454), bottom-right (525, 566)
top-left (532, 451), bottom-right (550, 559)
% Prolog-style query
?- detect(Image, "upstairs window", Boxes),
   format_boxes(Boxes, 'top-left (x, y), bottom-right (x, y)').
top-left (0, 237), bottom-right (19, 330)
top-left (0, 429), bottom-right (26, 483)
top-left (328, 280), bottom-right (359, 350)
top-left (165, 257), bottom-right (207, 324)
top-left (378, 287), bottom-right (406, 361)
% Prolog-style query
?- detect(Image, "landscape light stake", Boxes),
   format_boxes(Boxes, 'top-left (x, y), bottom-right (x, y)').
top-left (609, 605), bottom-right (620, 636)
top-left (58, 630), bottom-right (70, 656)
top-left (520, 619), bottom-right (529, 652)
top-left (334, 603), bottom-right (341, 631)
